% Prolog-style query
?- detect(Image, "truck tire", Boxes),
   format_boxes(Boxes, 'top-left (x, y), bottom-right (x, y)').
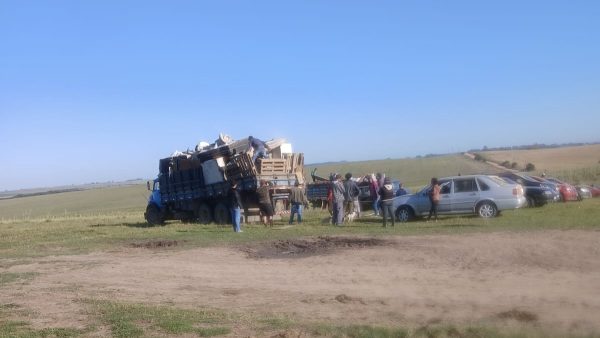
top-left (145, 204), bottom-right (164, 226)
top-left (196, 203), bottom-right (212, 224)
top-left (214, 203), bottom-right (230, 226)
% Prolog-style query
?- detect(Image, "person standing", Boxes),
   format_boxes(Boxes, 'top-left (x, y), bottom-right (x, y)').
top-left (428, 177), bottom-right (441, 221)
top-left (369, 174), bottom-right (380, 216)
top-left (379, 177), bottom-right (395, 227)
top-left (289, 181), bottom-right (308, 224)
top-left (343, 172), bottom-right (361, 218)
top-left (248, 136), bottom-right (269, 163)
top-left (331, 174), bottom-right (346, 226)
top-left (257, 180), bottom-right (274, 226)
top-left (229, 180), bottom-right (243, 232)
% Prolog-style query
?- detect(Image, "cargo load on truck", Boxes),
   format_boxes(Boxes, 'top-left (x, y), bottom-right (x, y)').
top-left (144, 134), bottom-right (305, 225)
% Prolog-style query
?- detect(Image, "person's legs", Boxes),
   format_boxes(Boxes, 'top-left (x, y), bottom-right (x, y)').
top-left (382, 203), bottom-right (389, 227)
top-left (427, 197), bottom-right (434, 220)
top-left (386, 203), bottom-right (395, 226)
top-left (289, 203), bottom-right (297, 224)
top-left (297, 203), bottom-right (303, 223)
top-left (338, 203), bottom-right (345, 225)
top-left (231, 207), bottom-right (241, 232)
top-left (353, 199), bottom-right (361, 217)
top-left (332, 202), bottom-right (339, 225)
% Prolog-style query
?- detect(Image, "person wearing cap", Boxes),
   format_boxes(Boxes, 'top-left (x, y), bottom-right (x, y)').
top-left (289, 181), bottom-right (309, 224)
top-left (343, 172), bottom-right (361, 218)
top-left (228, 180), bottom-right (244, 232)
top-left (378, 177), bottom-right (395, 227)
top-left (331, 174), bottom-right (346, 226)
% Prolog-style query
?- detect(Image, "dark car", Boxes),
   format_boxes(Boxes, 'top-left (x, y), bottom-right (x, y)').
top-left (498, 172), bottom-right (557, 207)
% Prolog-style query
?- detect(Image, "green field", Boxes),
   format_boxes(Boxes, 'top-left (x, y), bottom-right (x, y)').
top-left (306, 154), bottom-right (501, 189)
top-left (2, 152), bottom-right (600, 337)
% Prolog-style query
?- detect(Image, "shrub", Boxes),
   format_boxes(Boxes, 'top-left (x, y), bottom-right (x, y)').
top-left (525, 163), bottom-right (536, 171)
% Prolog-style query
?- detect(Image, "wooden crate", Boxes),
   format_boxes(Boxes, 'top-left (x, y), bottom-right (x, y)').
top-left (259, 159), bottom-right (287, 174)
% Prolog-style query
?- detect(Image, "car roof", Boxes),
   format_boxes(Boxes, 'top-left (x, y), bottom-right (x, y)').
top-left (438, 174), bottom-right (496, 180)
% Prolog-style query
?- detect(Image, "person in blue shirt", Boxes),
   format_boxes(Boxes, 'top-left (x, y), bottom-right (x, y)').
top-left (248, 136), bottom-right (268, 162)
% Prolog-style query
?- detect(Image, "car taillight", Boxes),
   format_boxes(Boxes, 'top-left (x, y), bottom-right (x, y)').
top-left (513, 185), bottom-right (523, 196)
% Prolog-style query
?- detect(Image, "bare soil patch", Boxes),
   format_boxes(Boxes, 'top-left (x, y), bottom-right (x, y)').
top-left (242, 236), bottom-right (391, 259)
top-left (2, 230), bottom-right (600, 336)
top-left (129, 239), bottom-right (179, 249)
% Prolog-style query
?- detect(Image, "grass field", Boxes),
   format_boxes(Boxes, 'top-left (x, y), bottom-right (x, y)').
top-left (480, 144), bottom-right (600, 184)
top-left (1, 198), bottom-right (600, 337)
top-left (2, 150), bottom-right (600, 337)
top-left (306, 154), bottom-right (501, 189)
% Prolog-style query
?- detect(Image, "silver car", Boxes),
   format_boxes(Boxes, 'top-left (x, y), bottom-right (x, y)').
top-left (393, 175), bottom-right (527, 222)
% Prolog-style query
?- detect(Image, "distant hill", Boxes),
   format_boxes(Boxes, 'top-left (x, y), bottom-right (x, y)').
top-left (0, 179), bottom-right (147, 200)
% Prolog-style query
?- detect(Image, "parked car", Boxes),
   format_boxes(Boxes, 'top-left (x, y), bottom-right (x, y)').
top-left (542, 177), bottom-right (580, 202)
top-left (576, 185), bottom-right (593, 199)
top-left (393, 175), bottom-right (526, 222)
top-left (498, 172), bottom-right (558, 207)
top-left (590, 185), bottom-right (600, 198)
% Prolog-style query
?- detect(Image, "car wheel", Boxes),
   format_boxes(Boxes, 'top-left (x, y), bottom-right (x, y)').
top-left (395, 206), bottom-right (413, 223)
top-left (477, 202), bottom-right (497, 218)
top-left (144, 204), bottom-right (165, 226)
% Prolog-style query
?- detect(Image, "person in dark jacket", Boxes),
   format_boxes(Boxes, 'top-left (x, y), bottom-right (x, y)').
top-left (229, 180), bottom-right (244, 232)
top-left (343, 172), bottom-right (361, 218)
top-left (378, 177), bottom-right (395, 227)
top-left (248, 136), bottom-right (269, 162)
top-left (289, 181), bottom-right (308, 224)
top-left (257, 179), bottom-right (274, 227)
top-left (331, 174), bottom-right (346, 226)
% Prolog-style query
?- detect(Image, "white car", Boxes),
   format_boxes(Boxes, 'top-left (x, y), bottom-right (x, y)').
top-left (393, 175), bottom-right (526, 222)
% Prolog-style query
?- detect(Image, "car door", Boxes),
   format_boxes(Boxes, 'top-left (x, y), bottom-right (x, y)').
top-left (437, 180), bottom-right (452, 213)
top-left (451, 178), bottom-right (479, 212)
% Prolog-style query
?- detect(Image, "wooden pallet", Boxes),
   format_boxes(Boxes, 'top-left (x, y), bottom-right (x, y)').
top-left (259, 159), bottom-right (288, 174)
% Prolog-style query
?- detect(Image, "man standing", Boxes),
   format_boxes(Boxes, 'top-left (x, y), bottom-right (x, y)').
top-left (379, 177), bottom-right (395, 227)
top-left (257, 179), bottom-right (274, 227)
top-left (289, 181), bottom-right (308, 224)
top-left (343, 172), bottom-right (361, 218)
top-left (229, 180), bottom-right (243, 232)
top-left (428, 177), bottom-right (441, 221)
top-left (331, 174), bottom-right (345, 226)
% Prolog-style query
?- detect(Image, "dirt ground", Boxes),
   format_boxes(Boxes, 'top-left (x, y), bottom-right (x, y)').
top-left (3, 230), bottom-right (600, 336)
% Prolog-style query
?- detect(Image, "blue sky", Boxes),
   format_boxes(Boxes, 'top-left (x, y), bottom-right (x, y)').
top-left (1, 1), bottom-right (599, 190)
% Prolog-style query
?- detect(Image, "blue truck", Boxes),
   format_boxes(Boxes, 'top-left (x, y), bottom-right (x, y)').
top-left (145, 136), bottom-right (305, 225)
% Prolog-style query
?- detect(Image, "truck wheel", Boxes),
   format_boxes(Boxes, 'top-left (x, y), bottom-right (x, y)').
top-left (145, 204), bottom-right (164, 226)
top-left (196, 203), bottom-right (212, 224)
top-left (213, 203), bottom-right (230, 226)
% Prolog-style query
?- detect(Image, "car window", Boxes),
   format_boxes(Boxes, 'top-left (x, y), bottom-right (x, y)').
top-left (454, 178), bottom-right (477, 193)
top-left (440, 181), bottom-right (451, 194)
top-left (488, 176), bottom-right (508, 186)
top-left (476, 178), bottom-right (490, 191)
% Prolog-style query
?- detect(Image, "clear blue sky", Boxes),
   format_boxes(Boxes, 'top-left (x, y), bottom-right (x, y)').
top-left (1, 1), bottom-right (599, 190)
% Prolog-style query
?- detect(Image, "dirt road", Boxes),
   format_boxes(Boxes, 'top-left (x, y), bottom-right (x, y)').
top-left (3, 230), bottom-right (600, 335)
